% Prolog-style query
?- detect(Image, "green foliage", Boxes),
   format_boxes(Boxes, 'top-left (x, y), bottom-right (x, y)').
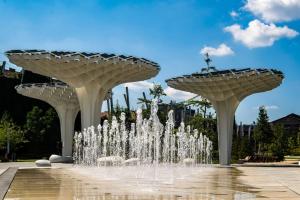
top-left (240, 106), bottom-right (297, 161)
top-left (24, 106), bottom-right (45, 143)
top-left (23, 106), bottom-right (60, 157)
top-left (270, 124), bottom-right (287, 161)
top-left (240, 136), bottom-right (252, 158)
top-left (0, 112), bottom-right (25, 153)
top-left (298, 128), bottom-right (300, 146)
top-left (149, 84), bottom-right (166, 100)
top-left (253, 106), bottom-right (273, 154)
top-left (186, 98), bottom-right (212, 118)
top-left (290, 146), bottom-right (300, 156)
top-left (137, 98), bottom-right (151, 108)
top-left (137, 84), bottom-right (168, 123)
top-left (286, 132), bottom-right (299, 151)
top-left (232, 133), bottom-right (253, 162)
top-left (113, 100), bottom-right (123, 118)
top-left (43, 108), bottom-right (58, 130)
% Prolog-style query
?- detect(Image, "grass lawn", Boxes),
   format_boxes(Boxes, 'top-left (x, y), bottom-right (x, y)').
top-left (285, 156), bottom-right (300, 162)
top-left (16, 159), bottom-right (36, 162)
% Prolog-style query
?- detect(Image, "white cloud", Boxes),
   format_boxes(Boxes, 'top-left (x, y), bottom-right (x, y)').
top-left (265, 105), bottom-right (279, 110)
top-left (200, 43), bottom-right (234, 57)
top-left (123, 81), bottom-right (154, 91)
top-left (164, 87), bottom-right (197, 101)
top-left (230, 11), bottom-right (239, 18)
top-left (253, 105), bottom-right (279, 110)
top-left (224, 19), bottom-right (298, 48)
top-left (244, 0), bottom-right (300, 22)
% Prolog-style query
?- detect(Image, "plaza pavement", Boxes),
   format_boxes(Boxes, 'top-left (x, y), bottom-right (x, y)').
top-left (0, 162), bottom-right (300, 199)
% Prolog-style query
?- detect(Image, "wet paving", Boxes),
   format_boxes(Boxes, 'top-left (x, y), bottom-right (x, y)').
top-left (4, 166), bottom-right (300, 200)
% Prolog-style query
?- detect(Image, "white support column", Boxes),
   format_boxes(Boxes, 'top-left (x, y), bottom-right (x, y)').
top-left (212, 97), bottom-right (239, 165)
top-left (56, 105), bottom-right (79, 156)
top-left (75, 83), bottom-right (107, 129)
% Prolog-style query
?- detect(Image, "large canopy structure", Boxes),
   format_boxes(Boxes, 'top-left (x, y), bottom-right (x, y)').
top-left (15, 82), bottom-right (79, 156)
top-left (166, 67), bottom-right (284, 165)
top-left (7, 50), bottom-right (160, 129)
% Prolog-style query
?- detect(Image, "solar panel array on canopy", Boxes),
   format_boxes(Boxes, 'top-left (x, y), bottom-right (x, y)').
top-left (166, 68), bottom-right (284, 81)
top-left (6, 50), bottom-right (160, 68)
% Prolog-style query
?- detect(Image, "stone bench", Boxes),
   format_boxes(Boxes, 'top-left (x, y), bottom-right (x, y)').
top-left (97, 156), bottom-right (124, 166)
top-left (49, 154), bottom-right (73, 163)
top-left (35, 159), bottom-right (51, 167)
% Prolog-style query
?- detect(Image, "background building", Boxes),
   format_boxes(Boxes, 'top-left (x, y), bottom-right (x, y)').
top-left (271, 113), bottom-right (300, 143)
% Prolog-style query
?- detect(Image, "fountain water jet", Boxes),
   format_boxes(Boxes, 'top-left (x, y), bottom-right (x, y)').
top-left (73, 99), bottom-right (213, 166)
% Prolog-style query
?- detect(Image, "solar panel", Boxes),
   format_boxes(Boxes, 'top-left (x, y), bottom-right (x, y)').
top-left (81, 52), bottom-right (99, 57)
top-left (6, 50), bottom-right (25, 53)
top-left (51, 51), bottom-right (76, 56)
top-left (100, 53), bottom-right (116, 58)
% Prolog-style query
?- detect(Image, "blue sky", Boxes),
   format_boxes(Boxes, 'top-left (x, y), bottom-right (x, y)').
top-left (0, 0), bottom-right (300, 124)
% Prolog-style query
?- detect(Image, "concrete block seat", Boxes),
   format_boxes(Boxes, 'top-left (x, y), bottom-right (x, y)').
top-left (97, 156), bottom-right (124, 166)
top-left (35, 159), bottom-right (51, 167)
top-left (49, 154), bottom-right (73, 163)
top-left (123, 158), bottom-right (140, 166)
top-left (183, 158), bottom-right (195, 166)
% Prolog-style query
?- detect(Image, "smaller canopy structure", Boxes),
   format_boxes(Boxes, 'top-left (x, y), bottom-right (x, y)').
top-left (15, 82), bottom-right (79, 156)
top-left (166, 67), bottom-right (284, 165)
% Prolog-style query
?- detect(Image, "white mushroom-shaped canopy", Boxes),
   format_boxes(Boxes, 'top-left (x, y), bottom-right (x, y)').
top-left (15, 82), bottom-right (79, 109)
top-left (166, 68), bottom-right (284, 102)
top-left (15, 82), bottom-right (112, 108)
top-left (6, 50), bottom-right (160, 88)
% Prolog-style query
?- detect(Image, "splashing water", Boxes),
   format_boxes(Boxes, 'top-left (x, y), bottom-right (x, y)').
top-left (73, 99), bottom-right (213, 166)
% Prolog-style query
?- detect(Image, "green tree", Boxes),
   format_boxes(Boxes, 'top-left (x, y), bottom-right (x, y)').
top-left (298, 128), bottom-right (300, 146)
top-left (43, 108), bottom-right (61, 154)
top-left (137, 84), bottom-right (166, 121)
top-left (149, 84), bottom-right (166, 102)
top-left (270, 124), bottom-right (286, 161)
top-left (239, 136), bottom-right (252, 158)
top-left (186, 98), bottom-right (212, 118)
top-left (24, 106), bottom-right (45, 144)
top-left (114, 100), bottom-right (124, 118)
top-left (23, 106), bottom-right (60, 157)
top-left (137, 98), bottom-right (151, 108)
top-left (0, 112), bottom-right (25, 160)
top-left (253, 106), bottom-right (273, 155)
